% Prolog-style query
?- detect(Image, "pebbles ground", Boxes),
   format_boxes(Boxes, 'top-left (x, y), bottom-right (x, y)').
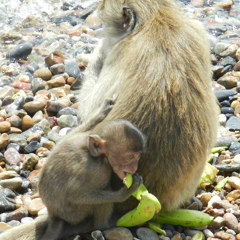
top-left (0, 0), bottom-right (240, 239)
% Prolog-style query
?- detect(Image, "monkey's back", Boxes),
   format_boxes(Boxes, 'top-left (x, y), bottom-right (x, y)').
top-left (38, 132), bottom-right (112, 224)
top-left (78, 0), bottom-right (219, 213)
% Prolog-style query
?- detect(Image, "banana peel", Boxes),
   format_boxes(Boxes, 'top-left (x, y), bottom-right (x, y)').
top-left (152, 209), bottom-right (214, 228)
top-left (116, 174), bottom-right (161, 227)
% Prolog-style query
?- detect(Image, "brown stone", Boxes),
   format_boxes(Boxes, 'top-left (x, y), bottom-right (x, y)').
top-left (45, 51), bottom-right (64, 67)
top-left (0, 121), bottom-right (11, 133)
top-left (22, 115), bottom-right (34, 131)
top-left (28, 198), bottom-right (45, 215)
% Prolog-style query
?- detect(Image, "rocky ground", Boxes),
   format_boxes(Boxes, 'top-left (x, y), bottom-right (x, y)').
top-left (0, 0), bottom-right (240, 239)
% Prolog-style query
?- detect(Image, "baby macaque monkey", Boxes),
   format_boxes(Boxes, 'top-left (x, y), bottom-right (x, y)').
top-left (0, 100), bottom-right (145, 240)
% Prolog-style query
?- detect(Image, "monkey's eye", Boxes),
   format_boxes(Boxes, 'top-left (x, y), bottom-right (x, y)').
top-left (127, 154), bottom-right (134, 160)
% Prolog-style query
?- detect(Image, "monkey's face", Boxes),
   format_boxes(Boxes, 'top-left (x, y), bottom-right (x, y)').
top-left (108, 151), bottom-right (141, 180)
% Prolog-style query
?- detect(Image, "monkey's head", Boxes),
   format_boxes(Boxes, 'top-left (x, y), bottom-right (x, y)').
top-left (89, 120), bottom-right (146, 179)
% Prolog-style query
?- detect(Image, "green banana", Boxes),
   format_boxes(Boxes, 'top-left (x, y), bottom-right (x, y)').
top-left (152, 209), bottom-right (214, 228)
top-left (116, 193), bottom-right (157, 227)
top-left (116, 174), bottom-right (161, 227)
top-left (147, 222), bottom-right (166, 236)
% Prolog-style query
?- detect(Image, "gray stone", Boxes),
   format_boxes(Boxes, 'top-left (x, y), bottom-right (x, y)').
top-left (6, 43), bottom-right (32, 61)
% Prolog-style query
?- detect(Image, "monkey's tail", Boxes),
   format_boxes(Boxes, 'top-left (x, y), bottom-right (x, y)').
top-left (0, 215), bottom-right (48, 240)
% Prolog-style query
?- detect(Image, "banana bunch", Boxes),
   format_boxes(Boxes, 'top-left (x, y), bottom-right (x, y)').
top-left (116, 174), bottom-right (161, 227)
top-left (152, 209), bottom-right (214, 228)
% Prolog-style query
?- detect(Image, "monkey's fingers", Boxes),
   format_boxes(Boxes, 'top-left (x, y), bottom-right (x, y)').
top-left (152, 209), bottom-right (214, 228)
top-left (116, 194), bottom-right (157, 227)
top-left (124, 173), bottom-right (148, 200)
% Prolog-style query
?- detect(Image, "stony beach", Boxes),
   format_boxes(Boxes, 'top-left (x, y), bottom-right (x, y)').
top-left (0, 0), bottom-right (240, 239)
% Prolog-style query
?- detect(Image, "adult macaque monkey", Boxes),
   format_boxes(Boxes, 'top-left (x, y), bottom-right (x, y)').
top-left (0, 100), bottom-right (145, 240)
top-left (78, 0), bottom-right (219, 214)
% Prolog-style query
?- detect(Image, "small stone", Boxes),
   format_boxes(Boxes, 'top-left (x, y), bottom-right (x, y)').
top-left (0, 177), bottom-right (23, 190)
top-left (28, 198), bottom-right (45, 216)
top-left (6, 43), bottom-right (32, 60)
top-left (208, 216), bottom-right (225, 230)
top-left (65, 61), bottom-right (81, 79)
top-left (8, 134), bottom-right (27, 149)
top-left (0, 188), bottom-right (16, 214)
top-left (228, 176), bottom-right (240, 189)
top-left (24, 141), bottom-right (41, 154)
top-left (229, 142), bottom-right (240, 155)
top-left (212, 200), bottom-right (238, 211)
top-left (6, 115), bottom-right (22, 128)
top-left (203, 229), bottom-right (214, 238)
top-left (5, 206), bottom-right (28, 222)
top-left (0, 171), bottom-right (19, 180)
top-left (11, 82), bottom-right (31, 90)
top-left (57, 115), bottom-right (78, 128)
top-left (214, 43), bottom-right (238, 57)
top-left (214, 231), bottom-right (235, 240)
top-left (21, 217), bottom-right (34, 224)
top-left (26, 61), bottom-right (39, 74)
top-left (46, 101), bottom-right (66, 114)
top-left (47, 76), bottom-right (65, 88)
top-left (58, 107), bottom-right (78, 117)
top-left (5, 97), bottom-right (25, 113)
top-left (226, 189), bottom-right (240, 202)
top-left (214, 90), bottom-right (237, 102)
top-left (33, 68), bottom-right (52, 81)
top-left (0, 121), bottom-right (11, 133)
top-left (103, 227), bottom-right (133, 240)
top-left (221, 107), bottom-right (234, 114)
top-left (224, 213), bottom-right (238, 232)
top-left (136, 227), bottom-right (159, 240)
top-left (50, 64), bottom-right (65, 75)
top-left (226, 116), bottom-right (240, 131)
top-left (4, 148), bottom-right (22, 166)
top-left (22, 115), bottom-right (34, 131)
top-left (197, 193), bottom-right (213, 207)
top-left (32, 111), bottom-right (44, 124)
top-left (171, 233), bottom-right (183, 240)
top-left (0, 133), bottom-right (9, 150)
top-left (22, 153), bottom-right (39, 170)
top-left (23, 101), bottom-right (45, 115)
top-left (45, 51), bottom-right (64, 67)
top-left (31, 78), bottom-right (45, 95)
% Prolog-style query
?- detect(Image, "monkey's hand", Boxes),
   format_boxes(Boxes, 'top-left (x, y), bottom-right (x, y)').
top-left (116, 174), bottom-right (161, 228)
top-left (119, 174), bottom-right (143, 200)
top-left (99, 97), bottom-right (115, 118)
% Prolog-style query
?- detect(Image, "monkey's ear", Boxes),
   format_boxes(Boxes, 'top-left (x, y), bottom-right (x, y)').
top-left (88, 135), bottom-right (107, 157)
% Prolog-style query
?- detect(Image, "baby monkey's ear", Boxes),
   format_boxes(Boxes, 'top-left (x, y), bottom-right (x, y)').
top-left (88, 135), bottom-right (107, 157)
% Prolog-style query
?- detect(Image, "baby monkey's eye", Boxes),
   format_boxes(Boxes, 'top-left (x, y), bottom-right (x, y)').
top-left (128, 154), bottom-right (134, 160)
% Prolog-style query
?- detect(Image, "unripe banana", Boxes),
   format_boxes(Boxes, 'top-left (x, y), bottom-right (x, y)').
top-left (147, 222), bottom-right (166, 235)
top-left (116, 194), bottom-right (156, 227)
top-left (152, 209), bottom-right (213, 228)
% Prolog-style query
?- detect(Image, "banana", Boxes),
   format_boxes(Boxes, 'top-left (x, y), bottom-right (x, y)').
top-left (117, 174), bottom-right (161, 227)
top-left (147, 222), bottom-right (166, 236)
top-left (152, 209), bottom-right (214, 228)
top-left (116, 193), bottom-right (157, 227)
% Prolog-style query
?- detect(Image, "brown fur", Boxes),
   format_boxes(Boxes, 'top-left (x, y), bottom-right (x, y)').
top-left (78, 0), bottom-right (219, 213)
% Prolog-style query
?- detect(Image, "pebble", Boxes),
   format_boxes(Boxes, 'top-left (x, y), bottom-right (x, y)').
top-left (6, 43), bottom-right (32, 61)
top-left (22, 154), bottom-right (39, 170)
top-left (0, 188), bottom-right (16, 213)
top-left (228, 176), bottom-right (240, 189)
top-left (28, 198), bottom-right (45, 216)
top-left (23, 101), bottom-right (45, 115)
top-left (0, 133), bottom-right (9, 150)
top-left (3, 148), bottom-right (22, 166)
top-left (31, 78), bottom-right (45, 95)
top-left (45, 51), bottom-right (64, 67)
top-left (50, 64), bottom-right (65, 75)
top-left (47, 76), bottom-right (66, 88)
top-left (0, 177), bottom-right (23, 190)
top-left (103, 227), bottom-right (133, 240)
top-left (226, 116), bottom-right (240, 131)
top-left (22, 115), bottom-right (34, 131)
top-left (0, 171), bottom-right (19, 180)
top-left (0, 121), bottom-right (11, 133)
top-left (64, 61), bottom-right (81, 79)
top-left (33, 68), bottom-right (52, 81)
top-left (57, 115), bottom-right (78, 128)
top-left (136, 227), bottom-right (159, 240)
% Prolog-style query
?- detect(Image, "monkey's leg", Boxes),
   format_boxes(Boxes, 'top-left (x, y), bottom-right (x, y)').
top-left (93, 203), bottom-right (113, 230)
top-left (41, 215), bottom-right (94, 240)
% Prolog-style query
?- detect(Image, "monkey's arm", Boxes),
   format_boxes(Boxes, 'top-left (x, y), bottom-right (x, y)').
top-left (72, 174), bottom-right (142, 205)
top-left (75, 98), bottom-right (114, 133)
